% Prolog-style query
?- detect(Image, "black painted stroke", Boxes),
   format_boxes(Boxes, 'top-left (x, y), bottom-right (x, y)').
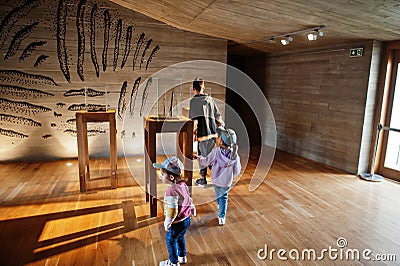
top-left (64, 88), bottom-right (105, 97)
top-left (117, 81), bottom-right (127, 120)
top-left (63, 128), bottom-right (105, 137)
top-left (140, 77), bottom-right (152, 117)
top-left (34, 55), bottom-right (49, 67)
top-left (169, 91), bottom-right (174, 117)
top-left (5, 21), bottom-right (39, 60)
top-left (42, 134), bottom-right (52, 139)
top-left (0, 70), bottom-right (59, 87)
top-left (129, 76), bottom-right (141, 117)
top-left (63, 129), bottom-right (77, 136)
top-left (139, 39), bottom-right (152, 69)
top-left (0, 0), bottom-right (41, 50)
top-left (0, 113), bottom-right (41, 127)
top-left (57, 0), bottom-right (70, 82)
top-left (0, 98), bottom-right (52, 116)
top-left (102, 10), bottom-right (111, 72)
top-left (113, 19), bottom-right (122, 71)
top-left (146, 45), bottom-right (160, 70)
top-left (121, 26), bottom-right (133, 69)
top-left (54, 111), bottom-right (62, 117)
top-left (67, 103), bottom-right (106, 111)
top-left (76, 0), bottom-right (86, 81)
top-left (133, 33), bottom-right (145, 71)
top-left (90, 3), bottom-right (99, 78)
top-left (0, 128), bottom-right (28, 138)
top-left (19, 41), bottom-right (47, 61)
top-left (66, 118), bottom-right (76, 124)
top-left (0, 84), bottom-right (54, 98)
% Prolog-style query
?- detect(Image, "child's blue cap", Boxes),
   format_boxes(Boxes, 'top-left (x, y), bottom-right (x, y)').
top-left (217, 126), bottom-right (237, 146)
top-left (153, 156), bottom-right (183, 175)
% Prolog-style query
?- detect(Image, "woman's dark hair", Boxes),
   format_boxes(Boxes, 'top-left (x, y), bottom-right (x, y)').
top-left (193, 78), bottom-right (204, 92)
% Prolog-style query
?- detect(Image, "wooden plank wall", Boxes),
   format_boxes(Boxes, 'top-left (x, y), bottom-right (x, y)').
top-left (264, 41), bottom-right (376, 173)
top-left (0, 0), bottom-right (227, 162)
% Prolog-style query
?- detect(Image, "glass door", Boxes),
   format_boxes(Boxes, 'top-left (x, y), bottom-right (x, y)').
top-left (379, 52), bottom-right (400, 181)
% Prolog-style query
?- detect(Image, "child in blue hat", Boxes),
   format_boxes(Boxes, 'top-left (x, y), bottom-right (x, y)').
top-left (193, 126), bottom-right (241, 225)
top-left (153, 156), bottom-right (195, 266)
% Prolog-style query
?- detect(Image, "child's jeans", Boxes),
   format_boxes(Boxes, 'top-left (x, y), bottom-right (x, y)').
top-left (214, 185), bottom-right (230, 218)
top-left (166, 216), bottom-right (191, 264)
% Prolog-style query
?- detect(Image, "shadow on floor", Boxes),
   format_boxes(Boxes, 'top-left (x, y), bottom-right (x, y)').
top-left (0, 200), bottom-right (163, 265)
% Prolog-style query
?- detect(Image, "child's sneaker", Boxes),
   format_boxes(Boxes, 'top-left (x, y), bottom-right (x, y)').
top-left (159, 259), bottom-right (180, 266)
top-left (178, 256), bottom-right (187, 264)
top-left (195, 178), bottom-right (207, 187)
top-left (218, 217), bottom-right (226, 225)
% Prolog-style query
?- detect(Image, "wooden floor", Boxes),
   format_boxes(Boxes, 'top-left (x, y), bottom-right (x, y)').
top-left (0, 150), bottom-right (399, 266)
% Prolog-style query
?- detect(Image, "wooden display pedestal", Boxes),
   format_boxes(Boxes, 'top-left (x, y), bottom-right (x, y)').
top-left (144, 116), bottom-right (194, 217)
top-left (76, 110), bottom-right (117, 192)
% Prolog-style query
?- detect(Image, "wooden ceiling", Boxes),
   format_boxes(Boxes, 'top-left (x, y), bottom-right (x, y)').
top-left (110, 0), bottom-right (400, 54)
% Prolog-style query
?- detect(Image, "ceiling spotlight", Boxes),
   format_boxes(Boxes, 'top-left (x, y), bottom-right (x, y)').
top-left (307, 32), bottom-right (318, 41)
top-left (307, 29), bottom-right (324, 41)
top-left (280, 36), bottom-right (293, 45)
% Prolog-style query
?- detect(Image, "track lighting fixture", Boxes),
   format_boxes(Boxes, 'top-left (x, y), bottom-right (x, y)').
top-left (307, 32), bottom-right (318, 41)
top-left (245, 25), bottom-right (326, 46)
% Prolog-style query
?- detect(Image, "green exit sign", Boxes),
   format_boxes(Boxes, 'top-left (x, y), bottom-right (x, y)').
top-left (350, 48), bottom-right (364, 57)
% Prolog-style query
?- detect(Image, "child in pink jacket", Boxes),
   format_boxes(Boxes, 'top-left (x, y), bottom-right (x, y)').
top-left (154, 156), bottom-right (195, 266)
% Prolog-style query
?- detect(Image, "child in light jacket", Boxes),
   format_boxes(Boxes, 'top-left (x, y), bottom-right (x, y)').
top-left (194, 126), bottom-right (241, 225)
